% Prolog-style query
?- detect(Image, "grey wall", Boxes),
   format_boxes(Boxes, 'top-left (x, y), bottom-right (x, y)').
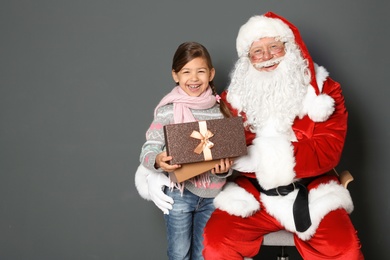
top-left (1, 1), bottom-right (388, 259)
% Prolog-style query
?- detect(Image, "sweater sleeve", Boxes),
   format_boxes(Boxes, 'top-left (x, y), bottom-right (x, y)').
top-left (139, 105), bottom-right (173, 171)
top-left (292, 77), bottom-right (348, 178)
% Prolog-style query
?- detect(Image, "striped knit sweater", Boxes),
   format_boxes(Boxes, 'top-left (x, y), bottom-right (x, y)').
top-left (139, 103), bottom-right (231, 198)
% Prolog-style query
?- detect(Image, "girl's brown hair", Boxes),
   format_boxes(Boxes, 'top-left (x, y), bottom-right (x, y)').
top-left (172, 42), bottom-right (232, 118)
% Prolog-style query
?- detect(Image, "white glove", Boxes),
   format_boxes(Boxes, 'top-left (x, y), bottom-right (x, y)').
top-left (135, 164), bottom-right (174, 214)
top-left (146, 171), bottom-right (174, 214)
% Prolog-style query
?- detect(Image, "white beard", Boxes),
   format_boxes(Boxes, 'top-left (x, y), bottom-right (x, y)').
top-left (227, 43), bottom-right (310, 136)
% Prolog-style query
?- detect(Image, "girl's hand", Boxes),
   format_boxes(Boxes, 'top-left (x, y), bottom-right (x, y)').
top-left (211, 158), bottom-right (233, 174)
top-left (155, 152), bottom-right (181, 173)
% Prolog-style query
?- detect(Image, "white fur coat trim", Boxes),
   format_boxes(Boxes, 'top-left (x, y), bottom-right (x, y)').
top-left (215, 180), bottom-right (353, 241)
top-left (261, 180), bottom-right (354, 240)
top-left (134, 164), bottom-right (152, 201)
top-left (213, 182), bottom-right (260, 218)
top-left (314, 63), bottom-right (328, 92)
top-left (233, 135), bottom-right (296, 189)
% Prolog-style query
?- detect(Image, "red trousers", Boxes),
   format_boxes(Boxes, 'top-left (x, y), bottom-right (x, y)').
top-left (203, 179), bottom-right (364, 259)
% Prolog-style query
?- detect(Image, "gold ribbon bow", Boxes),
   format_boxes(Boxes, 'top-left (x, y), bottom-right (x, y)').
top-left (190, 121), bottom-right (214, 160)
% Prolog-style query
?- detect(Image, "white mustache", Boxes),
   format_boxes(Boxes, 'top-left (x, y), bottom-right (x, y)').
top-left (254, 56), bottom-right (285, 69)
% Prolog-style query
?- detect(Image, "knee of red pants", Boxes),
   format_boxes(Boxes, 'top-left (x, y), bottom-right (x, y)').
top-left (295, 209), bottom-right (364, 260)
top-left (203, 209), bottom-right (240, 259)
top-left (202, 209), bottom-right (261, 260)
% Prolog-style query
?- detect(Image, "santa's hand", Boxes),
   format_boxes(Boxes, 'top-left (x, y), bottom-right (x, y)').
top-left (147, 171), bottom-right (174, 214)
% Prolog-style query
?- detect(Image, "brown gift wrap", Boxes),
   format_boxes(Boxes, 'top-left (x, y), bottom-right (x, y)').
top-left (163, 117), bottom-right (247, 182)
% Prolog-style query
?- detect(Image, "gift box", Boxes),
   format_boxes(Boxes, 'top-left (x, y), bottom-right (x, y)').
top-left (163, 117), bottom-right (247, 182)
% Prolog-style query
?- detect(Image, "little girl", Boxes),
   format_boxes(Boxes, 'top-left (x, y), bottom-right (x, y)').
top-left (138, 42), bottom-right (233, 259)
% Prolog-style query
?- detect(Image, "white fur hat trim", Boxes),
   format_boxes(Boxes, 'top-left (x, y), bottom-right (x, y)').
top-left (236, 15), bottom-right (294, 57)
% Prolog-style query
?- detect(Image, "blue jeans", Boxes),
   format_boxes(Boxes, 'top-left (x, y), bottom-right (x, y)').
top-left (163, 187), bottom-right (215, 260)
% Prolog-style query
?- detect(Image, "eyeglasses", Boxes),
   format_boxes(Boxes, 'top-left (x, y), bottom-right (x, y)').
top-left (248, 42), bottom-right (285, 60)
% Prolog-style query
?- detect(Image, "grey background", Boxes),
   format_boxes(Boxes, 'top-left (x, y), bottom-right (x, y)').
top-left (0, 1), bottom-right (388, 259)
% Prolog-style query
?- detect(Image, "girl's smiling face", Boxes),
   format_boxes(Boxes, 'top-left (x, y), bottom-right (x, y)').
top-left (172, 57), bottom-right (215, 97)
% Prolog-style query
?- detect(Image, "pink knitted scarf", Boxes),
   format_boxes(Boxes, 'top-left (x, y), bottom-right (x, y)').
top-left (154, 86), bottom-right (216, 123)
top-left (154, 86), bottom-right (218, 188)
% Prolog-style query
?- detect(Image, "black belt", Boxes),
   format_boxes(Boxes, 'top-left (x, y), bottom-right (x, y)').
top-left (248, 177), bottom-right (313, 232)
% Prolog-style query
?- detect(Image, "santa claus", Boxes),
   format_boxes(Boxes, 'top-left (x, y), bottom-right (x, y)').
top-left (202, 12), bottom-right (364, 259)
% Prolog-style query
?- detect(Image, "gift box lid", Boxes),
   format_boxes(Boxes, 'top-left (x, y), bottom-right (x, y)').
top-left (164, 117), bottom-right (247, 165)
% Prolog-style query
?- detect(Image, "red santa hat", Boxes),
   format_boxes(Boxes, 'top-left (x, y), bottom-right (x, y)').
top-left (235, 12), bottom-right (335, 122)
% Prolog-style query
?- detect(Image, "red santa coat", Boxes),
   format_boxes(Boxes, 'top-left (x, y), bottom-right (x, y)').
top-left (215, 68), bottom-right (354, 240)
top-left (226, 75), bottom-right (347, 178)
top-left (205, 13), bottom-right (362, 258)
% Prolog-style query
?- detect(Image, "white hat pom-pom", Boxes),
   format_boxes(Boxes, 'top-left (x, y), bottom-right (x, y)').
top-left (302, 86), bottom-right (335, 122)
top-left (308, 93), bottom-right (335, 122)
top-left (304, 87), bottom-right (334, 122)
